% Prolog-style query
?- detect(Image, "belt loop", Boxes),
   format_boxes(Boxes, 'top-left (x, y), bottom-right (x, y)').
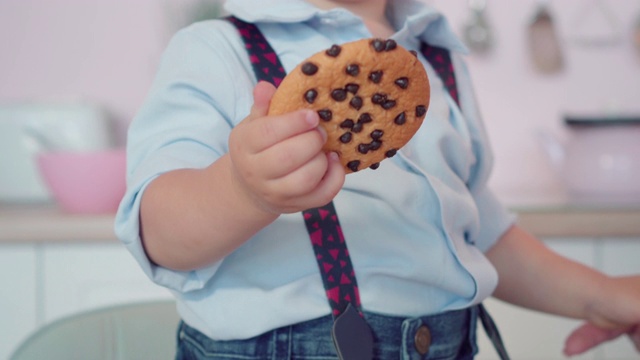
top-left (400, 317), bottom-right (422, 359)
top-left (400, 318), bottom-right (412, 359)
top-left (287, 325), bottom-right (293, 359)
top-left (468, 305), bottom-right (480, 356)
top-left (272, 325), bottom-right (291, 360)
top-left (270, 327), bottom-right (277, 360)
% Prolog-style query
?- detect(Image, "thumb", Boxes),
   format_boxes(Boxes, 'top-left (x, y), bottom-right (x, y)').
top-left (248, 81), bottom-right (277, 120)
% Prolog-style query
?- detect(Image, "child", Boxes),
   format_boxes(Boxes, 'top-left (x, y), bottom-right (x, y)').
top-left (115, 0), bottom-right (640, 359)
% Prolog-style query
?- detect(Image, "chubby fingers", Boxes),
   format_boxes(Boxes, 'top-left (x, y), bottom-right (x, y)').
top-left (246, 109), bottom-right (322, 154)
top-left (285, 151), bottom-right (345, 207)
top-left (244, 81), bottom-right (323, 153)
top-left (265, 151), bottom-right (346, 213)
top-left (564, 323), bottom-right (631, 356)
top-left (256, 117), bottom-right (328, 179)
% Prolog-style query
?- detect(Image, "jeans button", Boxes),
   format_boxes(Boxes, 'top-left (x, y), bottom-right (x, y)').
top-left (414, 325), bottom-right (432, 355)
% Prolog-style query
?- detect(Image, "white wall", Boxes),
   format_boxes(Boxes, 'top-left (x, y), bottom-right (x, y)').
top-left (2, 0), bottom-right (639, 202)
top-left (0, 0), bottom-right (211, 144)
top-left (430, 0), bottom-right (640, 203)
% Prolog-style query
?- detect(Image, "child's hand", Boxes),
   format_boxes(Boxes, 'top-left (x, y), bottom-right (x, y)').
top-left (564, 275), bottom-right (640, 356)
top-left (228, 81), bottom-right (345, 214)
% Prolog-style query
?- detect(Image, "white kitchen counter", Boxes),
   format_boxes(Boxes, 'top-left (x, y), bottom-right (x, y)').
top-left (0, 204), bottom-right (116, 242)
top-left (1, 201), bottom-right (640, 243)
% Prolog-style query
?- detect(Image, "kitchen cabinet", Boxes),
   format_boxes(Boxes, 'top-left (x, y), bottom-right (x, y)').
top-left (40, 243), bottom-right (172, 323)
top-left (0, 244), bottom-right (38, 360)
top-left (1, 204), bottom-right (639, 359)
top-left (0, 242), bottom-right (172, 360)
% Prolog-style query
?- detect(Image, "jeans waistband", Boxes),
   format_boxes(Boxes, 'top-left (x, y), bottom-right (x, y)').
top-left (177, 307), bottom-right (479, 360)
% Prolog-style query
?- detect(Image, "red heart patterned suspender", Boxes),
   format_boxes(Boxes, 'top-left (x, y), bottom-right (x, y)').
top-left (227, 16), bottom-right (510, 360)
top-left (228, 17), bottom-right (362, 318)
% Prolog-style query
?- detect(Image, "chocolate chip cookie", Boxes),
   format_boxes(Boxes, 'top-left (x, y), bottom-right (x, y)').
top-left (268, 38), bottom-right (430, 173)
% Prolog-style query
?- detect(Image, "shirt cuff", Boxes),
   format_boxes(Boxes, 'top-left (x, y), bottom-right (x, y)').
top-left (114, 174), bottom-right (221, 293)
top-left (471, 187), bottom-right (517, 252)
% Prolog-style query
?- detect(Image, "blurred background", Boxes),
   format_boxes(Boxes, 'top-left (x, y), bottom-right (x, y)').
top-left (431, 0), bottom-right (640, 204)
top-left (1, 1), bottom-right (639, 359)
top-left (1, 0), bottom-right (639, 204)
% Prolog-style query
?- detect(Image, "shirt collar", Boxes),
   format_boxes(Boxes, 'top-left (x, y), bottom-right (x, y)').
top-left (390, 0), bottom-right (469, 53)
top-left (224, 0), bottom-right (326, 23)
top-left (224, 0), bottom-right (468, 54)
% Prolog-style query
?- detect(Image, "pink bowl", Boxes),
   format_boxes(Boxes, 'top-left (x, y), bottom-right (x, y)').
top-left (37, 149), bottom-right (126, 214)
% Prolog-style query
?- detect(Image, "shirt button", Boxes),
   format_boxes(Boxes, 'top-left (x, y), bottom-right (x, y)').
top-left (414, 325), bottom-right (432, 355)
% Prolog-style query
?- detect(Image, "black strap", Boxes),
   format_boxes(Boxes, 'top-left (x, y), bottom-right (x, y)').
top-left (478, 304), bottom-right (511, 360)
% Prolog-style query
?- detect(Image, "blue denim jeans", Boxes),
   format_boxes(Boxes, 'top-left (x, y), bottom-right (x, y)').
top-left (175, 307), bottom-right (478, 360)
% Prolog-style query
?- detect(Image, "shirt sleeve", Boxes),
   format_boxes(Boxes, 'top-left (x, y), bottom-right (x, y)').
top-left (114, 21), bottom-right (251, 293)
top-left (451, 54), bottom-right (517, 252)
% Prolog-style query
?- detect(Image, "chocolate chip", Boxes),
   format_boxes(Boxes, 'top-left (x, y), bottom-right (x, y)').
top-left (394, 77), bottom-right (409, 89)
top-left (409, 50), bottom-right (418, 57)
top-left (384, 39), bottom-right (397, 51)
top-left (369, 163), bottom-right (380, 170)
top-left (352, 122), bottom-right (363, 133)
top-left (370, 129), bottom-right (384, 140)
top-left (347, 160), bottom-right (361, 172)
top-left (382, 100), bottom-right (397, 110)
top-left (370, 140), bottom-right (382, 150)
top-left (394, 112), bottom-right (407, 125)
top-left (346, 64), bottom-right (360, 76)
top-left (345, 83), bottom-right (360, 94)
top-left (339, 132), bottom-right (352, 143)
top-left (371, 39), bottom-right (385, 52)
top-left (318, 109), bottom-right (332, 121)
top-left (358, 113), bottom-right (372, 124)
top-left (304, 89), bottom-right (317, 104)
top-left (371, 93), bottom-right (386, 104)
top-left (331, 89), bottom-right (347, 101)
top-left (302, 62), bottom-right (318, 75)
top-left (349, 96), bottom-right (363, 110)
top-left (385, 149), bottom-right (397, 158)
top-left (369, 70), bottom-right (383, 84)
top-left (415, 105), bottom-right (427, 117)
top-left (340, 119), bottom-right (355, 129)
top-left (358, 143), bottom-right (370, 154)
top-left (326, 45), bottom-right (342, 57)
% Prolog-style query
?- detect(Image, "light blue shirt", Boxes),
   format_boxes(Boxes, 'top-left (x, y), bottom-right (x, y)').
top-left (115, 0), bottom-right (516, 340)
